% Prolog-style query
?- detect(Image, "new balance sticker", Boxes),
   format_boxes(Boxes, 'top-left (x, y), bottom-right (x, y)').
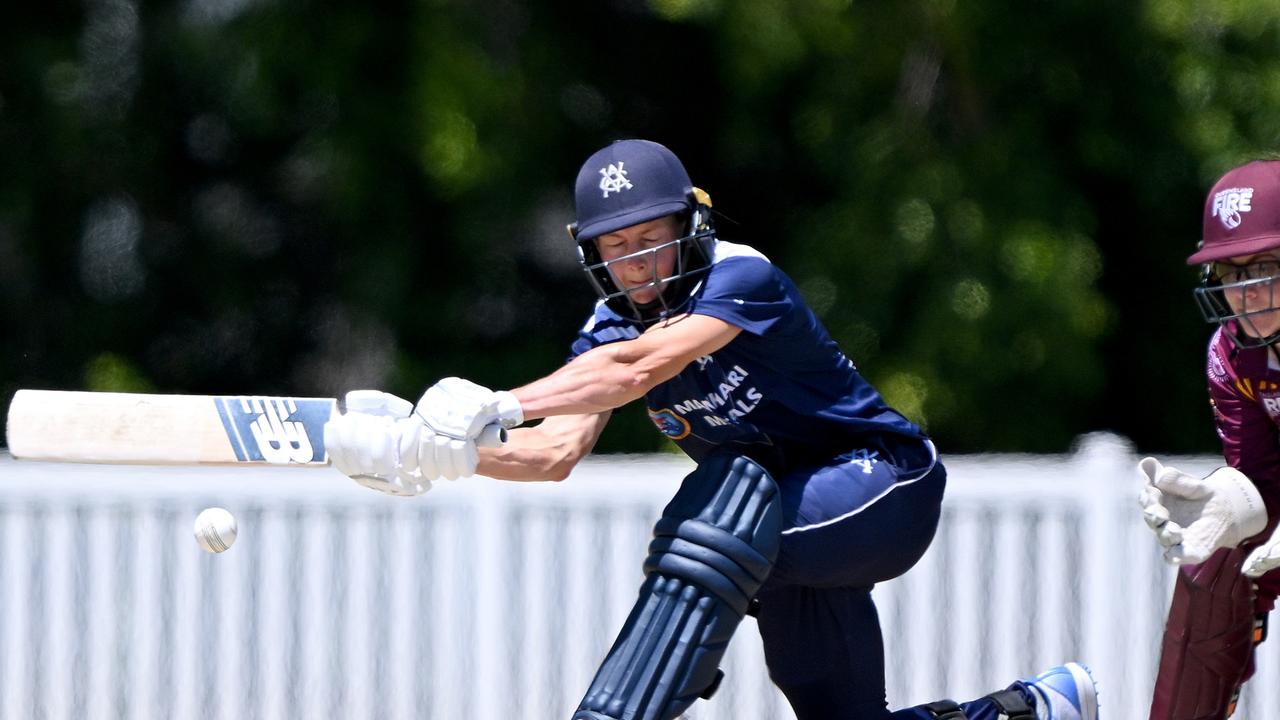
top-left (215, 396), bottom-right (332, 463)
top-left (1213, 187), bottom-right (1254, 229)
top-left (599, 162), bottom-right (633, 197)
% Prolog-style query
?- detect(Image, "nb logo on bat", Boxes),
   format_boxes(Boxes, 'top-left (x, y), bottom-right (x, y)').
top-left (214, 396), bottom-right (331, 464)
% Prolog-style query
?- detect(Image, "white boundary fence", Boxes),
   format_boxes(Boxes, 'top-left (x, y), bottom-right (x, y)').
top-left (1, 433), bottom-right (1278, 719)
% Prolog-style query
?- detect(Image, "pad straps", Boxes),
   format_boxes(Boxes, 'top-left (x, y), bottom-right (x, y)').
top-left (922, 699), bottom-right (966, 719)
top-left (922, 689), bottom-right (1034, 719)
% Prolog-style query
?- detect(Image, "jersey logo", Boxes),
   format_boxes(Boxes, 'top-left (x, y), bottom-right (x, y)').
top-left (1257, 380), bottom-right (1280, 417)
top-left (215, 396), bottom-right (331, 464)
top-left (647, 407), bottom-right (691, 440)
top-left (598, 162), bottom-right (633, 197)
top-left (846, 448), bottom-right (881, 474)
top-left (1213, 187), bottom-right (1254, 229)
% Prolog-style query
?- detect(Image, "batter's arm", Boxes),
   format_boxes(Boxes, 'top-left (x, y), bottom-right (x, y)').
top-left (511, 314), bottom-right (742, 421)
top-left (477, 410), bottom-right (612, 481)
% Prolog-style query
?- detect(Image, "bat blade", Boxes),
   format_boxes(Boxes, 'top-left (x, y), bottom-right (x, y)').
top-left (6, 390), bottom-right (336, 466)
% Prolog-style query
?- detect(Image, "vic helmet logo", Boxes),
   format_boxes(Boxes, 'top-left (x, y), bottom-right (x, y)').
top-left (598, 162), bottom-right (633, 198)
top-left (1213, 187), bottom-right (1254, 229)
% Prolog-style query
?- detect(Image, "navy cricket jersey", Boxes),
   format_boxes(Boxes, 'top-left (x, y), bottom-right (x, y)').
top-left (569, 241), bottom-right (923, 467)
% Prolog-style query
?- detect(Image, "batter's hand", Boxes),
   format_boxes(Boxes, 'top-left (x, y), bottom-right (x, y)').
top-left (1138, 457), bottom-right (1267, 565)
top-left (1244, 524), bottom-right (1280, 577)
top-left (326, 390), bottom-right (431, 497)
top-left (414, 377), bottom-right (524, 440)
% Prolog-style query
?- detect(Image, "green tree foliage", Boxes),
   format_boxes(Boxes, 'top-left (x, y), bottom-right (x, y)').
top-left (2, 0), bottom-right (1279, 453)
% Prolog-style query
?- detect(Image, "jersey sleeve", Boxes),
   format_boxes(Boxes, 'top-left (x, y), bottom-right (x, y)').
top-left (1207, 349), bottom-right (1280, 519)
top-left (567, 303), bottom-right (642, 362)
top-left (687, 256), bottom-right (794, 336)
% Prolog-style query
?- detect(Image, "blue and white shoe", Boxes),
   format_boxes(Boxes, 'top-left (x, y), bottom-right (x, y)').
top-left (1024, 663), bottom-right (1099, 720)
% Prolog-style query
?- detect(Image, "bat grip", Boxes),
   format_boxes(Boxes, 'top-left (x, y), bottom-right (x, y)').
top-left (477, 424), bottom-right (508, 448)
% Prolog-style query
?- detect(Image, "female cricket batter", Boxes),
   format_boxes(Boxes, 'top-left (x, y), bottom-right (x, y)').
top-left (325, 139), bottom-right (1099, 720)
top-left (1140, 159), bottom-right (1280, 719)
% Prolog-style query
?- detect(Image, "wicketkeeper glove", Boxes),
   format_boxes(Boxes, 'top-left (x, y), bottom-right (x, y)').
top-left (1138, 456), bottom-right (1268, 565)
top-left (1244, 524), bottom-right (1280, 577)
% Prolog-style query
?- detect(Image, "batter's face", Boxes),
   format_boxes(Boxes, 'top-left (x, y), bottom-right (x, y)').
top-left (594, 215), bottom-right (683, 305)
top-left (1217, 253), bottom-right (1280, 340)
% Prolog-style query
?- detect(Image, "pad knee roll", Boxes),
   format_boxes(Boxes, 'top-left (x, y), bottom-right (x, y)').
top-left (1150, 547), bottom-right (1259, 720)
top-left (574, 453), bottom-right (781, 720)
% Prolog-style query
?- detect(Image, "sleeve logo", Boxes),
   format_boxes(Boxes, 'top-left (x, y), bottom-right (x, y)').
top-left (647, 407), bottom-right (691, 440)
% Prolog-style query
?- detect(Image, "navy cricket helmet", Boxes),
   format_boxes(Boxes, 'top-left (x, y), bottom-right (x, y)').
top-left (568, 139), bottom-right (716, 325)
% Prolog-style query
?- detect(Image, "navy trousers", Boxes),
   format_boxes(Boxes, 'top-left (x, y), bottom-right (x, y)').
top-left (754, 438), bottom-right (1029, 719)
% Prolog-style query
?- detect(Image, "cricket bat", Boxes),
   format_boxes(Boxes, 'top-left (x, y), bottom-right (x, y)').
top-left (5, 389), bottom-right (508, 466)
top-left (6, 390), bottom-right (338, 465)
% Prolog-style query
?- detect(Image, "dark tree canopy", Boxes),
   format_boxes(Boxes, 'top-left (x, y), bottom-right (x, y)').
top-left (3, 1), bottom-right (1278, 454)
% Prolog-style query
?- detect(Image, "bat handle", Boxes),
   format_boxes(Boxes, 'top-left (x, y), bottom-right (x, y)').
top-left (477, 424), bottom-right (508, 448)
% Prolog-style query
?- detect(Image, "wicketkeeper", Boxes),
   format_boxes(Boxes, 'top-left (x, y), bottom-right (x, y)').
top-left (325, 139), bottom-right (1099, 719)
top-left (1140, 160), bottom-right (1280, 719)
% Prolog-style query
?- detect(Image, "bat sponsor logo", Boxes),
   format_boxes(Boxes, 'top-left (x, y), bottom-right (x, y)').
top-left (214, 397), bottom-right (331, 464)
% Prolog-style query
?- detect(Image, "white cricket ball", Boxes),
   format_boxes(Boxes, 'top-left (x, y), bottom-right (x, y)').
top-left (193, 507), bottom-right (238, 553)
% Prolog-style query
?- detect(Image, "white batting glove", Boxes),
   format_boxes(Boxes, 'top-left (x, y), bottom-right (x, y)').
top-left (414, 377), bottom-right (523, 440)
top-left (408, 378), bottom-right (519, 482)
top-left (1138, 457), bottom-right (1268, 565)
top-left (1244, 524), bottom-right (1280, 577)
top-left (414, 432), bottom-right (480, 481)
top-left (325, 390), bottom-right (431, 497)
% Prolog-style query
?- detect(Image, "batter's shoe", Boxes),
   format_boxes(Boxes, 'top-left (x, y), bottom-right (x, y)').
top-left (1023, 663), bottom-right (1099, 720)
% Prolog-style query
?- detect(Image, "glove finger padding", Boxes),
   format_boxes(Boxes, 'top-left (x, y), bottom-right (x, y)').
top-left (1243, 545), bottom-right (1280, 577)
top-left (1244, 525), bottom-right (1280, 577)
top-left (343, 390), bottom-right (414, 418)
top-left (1152, 466), bottom-right (1213, 501)
top-left (1140, 484), bottom-right (1170, 529)
top-left (416, 432), bottom-right (479, 482)
top-left (326, 407), bottom-right (432, 497)
top-left (326, 412), bottom-right (395, 477)
top-left (1156, 520), bottom-right (1184, 549)
top-left (440, 436), bottom-right (478, 480)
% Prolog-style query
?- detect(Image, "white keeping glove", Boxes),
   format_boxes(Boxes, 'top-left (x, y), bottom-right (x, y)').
top-left (1138, 457), bottom-right (1268, 565)
top-left (325, 390), bottom-right (431, 497)
top-left (1244, 524), bottom-right (1280, 577)
top-left (414, 377), bottom-right (524, 440)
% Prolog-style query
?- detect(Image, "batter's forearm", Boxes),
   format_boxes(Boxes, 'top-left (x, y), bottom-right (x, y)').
top-left (476, 422), bottom-right (598, 481)
top-left (511, 343), bottom-right (672, 420)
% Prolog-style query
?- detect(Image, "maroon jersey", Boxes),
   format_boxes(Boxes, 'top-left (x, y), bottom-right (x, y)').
top-left (1207, 321), bottom-right (1280, 518)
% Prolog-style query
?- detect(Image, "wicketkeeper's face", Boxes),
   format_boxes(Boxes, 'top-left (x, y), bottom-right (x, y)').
top-left (1216, 253), bottom-right (1280, 340)
top-left (593, 215), bottom-right (683, 305)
